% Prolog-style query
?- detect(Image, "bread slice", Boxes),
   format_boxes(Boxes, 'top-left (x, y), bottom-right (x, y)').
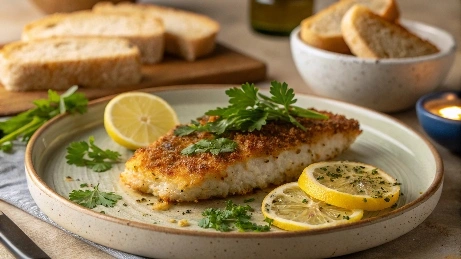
top-left (300, 0), bottom-right (399, 53)
top-left (22, 11), bottom-right (164, 64)
top-left (93, 1), bottom-right (220, 61)
top-left (341, 5), bottom-right (439, 58)
top-left (0, 37), bottom-right (142, 91)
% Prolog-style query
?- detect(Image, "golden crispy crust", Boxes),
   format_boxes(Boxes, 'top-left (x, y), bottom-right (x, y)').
top-left (123, 110), bottom-right (361, 190)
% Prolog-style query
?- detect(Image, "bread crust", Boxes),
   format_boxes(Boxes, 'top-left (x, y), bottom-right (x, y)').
top-left (300, 0), bottom-right (399, 54)
top-left (93, 2), bottom-right (220, 61)
top-left (22, 11), bottom-right (165, 64)
top-left (0, 38), bottom-right (142, 91)
top-left (301, 18), bottom-right (351, 54)
top-left (341, 5), bottom-right (439, 58)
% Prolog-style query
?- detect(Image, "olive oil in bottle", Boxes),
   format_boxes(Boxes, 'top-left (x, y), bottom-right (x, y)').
top-left (250, 0), bottom-right (314, 36)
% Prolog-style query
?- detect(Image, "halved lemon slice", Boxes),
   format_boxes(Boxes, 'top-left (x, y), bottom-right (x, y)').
top-left (104, 92), bottom-right (179, 150)
top-left (298, 161), bottom-right (401, 211)
top-left (262, 182), bottom-right (363, 231)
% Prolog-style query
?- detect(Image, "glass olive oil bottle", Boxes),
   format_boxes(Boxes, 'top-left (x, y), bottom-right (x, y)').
top-left (250, 0), bottom-right (314, 36)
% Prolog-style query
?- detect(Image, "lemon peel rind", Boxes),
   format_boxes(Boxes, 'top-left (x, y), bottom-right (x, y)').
top-left (263, 210), bottom-right (364, 231)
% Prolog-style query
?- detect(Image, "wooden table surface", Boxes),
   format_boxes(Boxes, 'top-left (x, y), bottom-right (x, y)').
top-left (0, 0), bottom-right (460, 258)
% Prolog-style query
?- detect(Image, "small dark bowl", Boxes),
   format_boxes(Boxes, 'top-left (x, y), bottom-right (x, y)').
top-left (416, 90), bottom-right (461, 153)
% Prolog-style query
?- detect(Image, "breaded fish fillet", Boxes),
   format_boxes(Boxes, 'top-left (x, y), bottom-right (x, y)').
top-left (121, 110), bottom-right (361, 202)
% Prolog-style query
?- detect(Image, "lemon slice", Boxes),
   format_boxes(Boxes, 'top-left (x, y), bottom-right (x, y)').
top-left (104, 92), bottom-right (179, 150)
top-left (262, 182), bottom-right (363, 231)
top-left (298, 161), bottom-right (401, 211)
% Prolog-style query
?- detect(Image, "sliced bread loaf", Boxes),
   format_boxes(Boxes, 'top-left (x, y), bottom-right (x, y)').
top-left (22, 11), bottom-right (164, 64)
top-left (341, 5), bottom-right (439, 58)
top-left (0, 37), bottom-right (142, 91)
top-left (300, 0), bottom-right (399, 53)
top-left (93, 1), bottom-right (220, 61)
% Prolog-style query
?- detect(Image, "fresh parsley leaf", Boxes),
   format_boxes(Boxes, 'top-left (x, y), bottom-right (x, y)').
top-left (244, 198), bottom-right (255, 203)
top-left (198, 200), bottom-right (272, 232)
top-left (0, 141), bottom-right (12, 152)
top-left (175, 81), bottom-right (328, 137)
top-left (66, 136), bottom-right (121, 172)
top-left (226, 83), bottom-right (259, 108)
top-left (0, 86), bottom-right (88, 152)
top-left (69, 183), bottom-right (122, 209)
top-left (181, 138), bottom-right (237, 155)
top-left (174, 120), bottom-right (210, 136)
top-left (268, 81), bottom-right (297, 107)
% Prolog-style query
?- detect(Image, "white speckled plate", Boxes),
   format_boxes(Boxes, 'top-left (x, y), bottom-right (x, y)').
top-left (25, 85), bottom-right (443, 259)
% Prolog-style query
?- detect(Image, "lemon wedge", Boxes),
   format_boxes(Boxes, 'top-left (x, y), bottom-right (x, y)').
top-left (262, 182), bottom-right (363, 231)
top-left (104, 92), bottom-right (179, 150)
top-left (298, 161), bottom-right (401, 211)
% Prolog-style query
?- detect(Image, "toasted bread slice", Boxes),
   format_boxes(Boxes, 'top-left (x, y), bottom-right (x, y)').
top-left (93, 1), bottom-right (220, 61)
top-left (341, 5), bottom-right (439, 58)
top-left (300, 0), bottom-right (399, 53)
top-left (0, 37), bottom-right (142, 91)
top-left (22, 11), bottom-right (164, 64)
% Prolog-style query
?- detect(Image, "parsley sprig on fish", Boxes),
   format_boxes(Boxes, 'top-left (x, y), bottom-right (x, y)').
top-left (181, 138), bottom-right (237, 155)
top-left (175, 81), bottom-right (327, 137)
top-left (175, 81), bottom-right (328, 155)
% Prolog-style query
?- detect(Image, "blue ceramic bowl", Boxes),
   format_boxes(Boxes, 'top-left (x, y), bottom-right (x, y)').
top-left (416, 90), bottom-right (461, 153)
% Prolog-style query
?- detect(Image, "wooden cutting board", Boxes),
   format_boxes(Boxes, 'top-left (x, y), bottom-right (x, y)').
top-left (0, 43), bottom-right (266, 116)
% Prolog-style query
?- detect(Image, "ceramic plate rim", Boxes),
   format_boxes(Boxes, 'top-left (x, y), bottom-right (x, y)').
top-left (25, 84), bottom-right (444, 239)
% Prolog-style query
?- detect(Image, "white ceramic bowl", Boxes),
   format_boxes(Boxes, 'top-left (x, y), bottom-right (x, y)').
top-left (290, 19), bottom-right (457, 113)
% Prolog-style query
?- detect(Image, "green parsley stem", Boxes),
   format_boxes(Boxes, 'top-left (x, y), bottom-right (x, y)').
top-left (0, 116), bottom-right (44, 146)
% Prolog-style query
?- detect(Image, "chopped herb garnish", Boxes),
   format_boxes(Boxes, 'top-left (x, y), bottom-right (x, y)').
top-left (69, 183), bottom-right (122, 209)
top-left (175, 81), bottom-right (327, 137)
top-left (181, 138), bottom-right (237, 156)
top-left (244, 198), bottom-right (255, 203)
top-left (175, 81), bottom-right (328, 155)
top-left (198, 200), bottom-right (272, 232)
top-left (66, 136), bottom-right (121, 172)
top-left (0, 86), bottom-right (88, 152)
